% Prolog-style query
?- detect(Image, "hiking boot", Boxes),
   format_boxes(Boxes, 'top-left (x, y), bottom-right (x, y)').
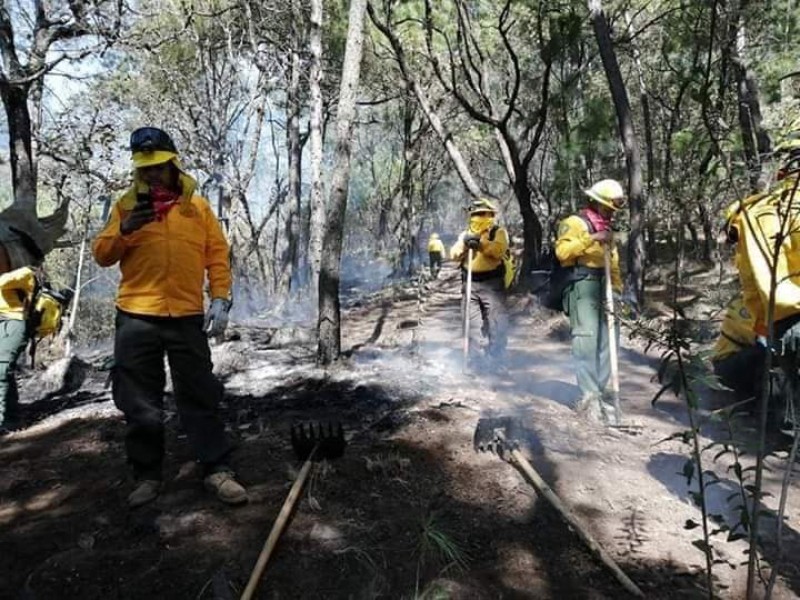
top-left (127, 479), bottom-right (162, 508)
top-left (204, 471), bottom-right (248, 505)
top-left (576, 394), bottom-right (602, 421)
top-left (600, 393), bottom-right (621, 426)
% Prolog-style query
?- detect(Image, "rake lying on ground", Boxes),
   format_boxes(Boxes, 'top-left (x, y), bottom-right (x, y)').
top-left (241, 422), bottom-right (346, 600)
top-left (474, 417), bottom-right (643, 598)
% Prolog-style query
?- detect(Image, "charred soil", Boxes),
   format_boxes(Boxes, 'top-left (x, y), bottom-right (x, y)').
top-left (1, 263), bottom-right (799, 599)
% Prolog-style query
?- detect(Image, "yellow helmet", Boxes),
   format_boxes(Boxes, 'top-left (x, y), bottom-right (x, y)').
top-left (468, 198), bottom-right (498, 214)
top-left (429, 232), bottom-right (439, 239)
top-left (584, 179), bottom-right (625, 210)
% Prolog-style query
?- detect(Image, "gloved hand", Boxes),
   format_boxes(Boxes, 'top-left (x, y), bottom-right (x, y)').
top-left (120, 193), bottom-right (156, 235)
top-left (464, 233), bottom-right (481, 250)
top-left (204, 298), bottom-right (231, 337)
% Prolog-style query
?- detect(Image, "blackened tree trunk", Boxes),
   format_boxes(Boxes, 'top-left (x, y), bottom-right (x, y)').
top-left (281, 47), bottom-right (303, 294)
top-left (588, 0), bottom-right (646, 302)
top-left (317, 0), bottom-right (368, 365)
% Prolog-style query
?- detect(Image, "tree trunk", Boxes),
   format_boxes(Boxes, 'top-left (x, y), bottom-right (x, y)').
top-left (281, 48), bottom-right (303, 295)
top-left (307, 0), bottom-right (325, 302)
top-left (588, 0), bottom-right (646, 303)
top-left (367, 3), bottom-right (484, 200)
top-left (0, 82), bottom-right (37, 213)
top-left (733, 8), bottom-right (770, 192)
top-left (317, 0), bottom-right (368, 365)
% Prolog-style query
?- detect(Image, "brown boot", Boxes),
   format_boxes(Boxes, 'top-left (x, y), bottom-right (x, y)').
top-left (204, 471), bottom-right (248, 505)
top-left (127, 480), bottom-right (162, 508)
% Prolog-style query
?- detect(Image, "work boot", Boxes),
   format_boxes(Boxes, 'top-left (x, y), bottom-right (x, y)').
top-left (576, 394), bottom-right (602, 422)
top-left (204, 471), bottom-right (248, 505)
top-left (127, 479), bottom-right (162, 508)
top-left (600, 392), bottom-right (621, 426)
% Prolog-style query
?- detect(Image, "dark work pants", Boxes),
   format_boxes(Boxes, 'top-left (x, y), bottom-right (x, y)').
top-left (113, 310), bottom-right (231, 480)
top-left (462, 275), bottom-right (508, 361)
top-left (429, 252), bottom-right (443, 279)
top-left (0, 318), bottom-right (27, 427)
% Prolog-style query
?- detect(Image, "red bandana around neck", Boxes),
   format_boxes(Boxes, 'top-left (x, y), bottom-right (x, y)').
top-left (150, 185), bottom-right (181, 220)
top-left (582, 207), bottom-right (610, 233)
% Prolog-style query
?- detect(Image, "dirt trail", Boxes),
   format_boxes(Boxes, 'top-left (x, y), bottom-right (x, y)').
top-left (1, 263), bottom-right (798, 599)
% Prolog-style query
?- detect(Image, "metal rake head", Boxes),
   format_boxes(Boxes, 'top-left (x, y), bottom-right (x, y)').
top-left (473, 417), bottom-right (522, 456)
top-left (290, 421), bottom-right (346, 461)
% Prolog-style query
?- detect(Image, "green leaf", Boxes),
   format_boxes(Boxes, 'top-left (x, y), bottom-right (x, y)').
top-left (692, 539), bottom-right (712, 555)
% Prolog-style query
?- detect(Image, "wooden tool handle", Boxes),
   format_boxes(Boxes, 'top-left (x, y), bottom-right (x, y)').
top-left (603, 243), bottom-right (622, 419)
top-left (241, 447), bottom-right (317, 600)
top-left (463, 247), bottom-right (474, 371)
top-left (509, 447), bottom-right (643, 597)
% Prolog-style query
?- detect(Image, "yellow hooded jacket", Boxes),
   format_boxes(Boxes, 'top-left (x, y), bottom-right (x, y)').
top-left (0, 266), bottom-right (36, 320)
top-left (427, 237), bottom-right (445, 255)
top-left (93, 189), bottom-right (231, 318)
top-left (554, 215), bottom-right (622, 291)
top-left (712, 296), bottom-right (756, 361)
top-left (735, 174), bottom-right (800, 334)
top-left (450, 218), bottom-right (508, 274)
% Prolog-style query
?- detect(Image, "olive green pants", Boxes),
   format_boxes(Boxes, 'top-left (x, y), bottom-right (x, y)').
top-left (564, 278), bottom-right (615, 398)
top-left (0, 318), bottom-right (28, 427)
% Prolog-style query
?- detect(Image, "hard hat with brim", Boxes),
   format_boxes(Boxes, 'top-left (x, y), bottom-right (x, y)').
top-left (132, 150), bottom-right (179, 169)
top-left (468, 198), bottom-right (498, 214)
top-left (584, 179), bottom-right (625, 210)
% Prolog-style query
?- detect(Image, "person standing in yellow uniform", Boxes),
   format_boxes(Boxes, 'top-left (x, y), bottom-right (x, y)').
top-left (729, 126), bottom-right (800, 436)
top-left (93, 127), bottom-right (247, 507)
top-left (450, 198), bottom-right (509, 366)
top-left (556, 179), bottom-right (624, 423)
top-left (427, 233), bottom-right (446, 279)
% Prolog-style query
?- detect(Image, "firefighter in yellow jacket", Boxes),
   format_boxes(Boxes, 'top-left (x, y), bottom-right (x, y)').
top-left (710, 295), bottom-right (768, 404)
top-left (556, 179), bottom-right (624, 423)
top-left (450, 198), bottom-right (509, 365)
top-left (728, 127), bottom-right (800, 435)
top-left (427, 233), bottom-right (446, 279)
top-left (0, 266), bottom-right (70, 434)
top-left (93, 127), bottom-right (247, 507)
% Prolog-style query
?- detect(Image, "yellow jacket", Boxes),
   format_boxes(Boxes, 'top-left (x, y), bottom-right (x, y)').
top-left (735, 175), bottom-right (800, 334)
top-left (93, 194), bottom-right (231, 317)
top-left (427, 238), bottom-right (445, 255)
top-left (0, 267), bottom-right (36, 320)
top-left (450, 224), bottom-right (508, 274)
top-left (555, 215), bottom-right (622, 291)
top-left (712, 296), bottom-right (756, 361)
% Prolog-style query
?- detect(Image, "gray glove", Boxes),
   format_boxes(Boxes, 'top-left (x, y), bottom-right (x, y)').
top-left (203, 298), bottom-right (231, 337)
top-left (464, 233), bottom-right (481, 250)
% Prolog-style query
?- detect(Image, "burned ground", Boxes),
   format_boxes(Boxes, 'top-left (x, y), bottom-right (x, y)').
top-left (1, 263), bottom-right (798, 599)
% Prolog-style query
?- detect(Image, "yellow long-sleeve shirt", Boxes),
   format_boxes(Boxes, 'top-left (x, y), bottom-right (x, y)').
top-left (450, 225), bottom-right (508, 274)
top-left (554, 215), bottom-right (622, 291)
top-left (712, 296), bottom-right (756, 361)
top-left (427, 238), bottom-right (446, 255)
top-left (92, 194), bottom-right (231, 317)
top-left (735, 175), bottom-right (800, 334)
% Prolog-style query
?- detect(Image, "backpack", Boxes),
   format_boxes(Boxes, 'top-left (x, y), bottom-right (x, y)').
top-left (21, 278), bottom-right (71, 366)
top-left (488, 225), bottom-right (516, 290)
top-left (531, 213), bottom-right (595, 311)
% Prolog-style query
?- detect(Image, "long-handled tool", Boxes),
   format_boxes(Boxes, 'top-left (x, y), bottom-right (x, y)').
top-left (241, 422), bottom-right (345, 600)
top-left (603, 242), bottom-right (622, 425)
top-left (474, 417), bottom-right (644, 598)
top-left (462, 247), bottom-right (474, 372)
